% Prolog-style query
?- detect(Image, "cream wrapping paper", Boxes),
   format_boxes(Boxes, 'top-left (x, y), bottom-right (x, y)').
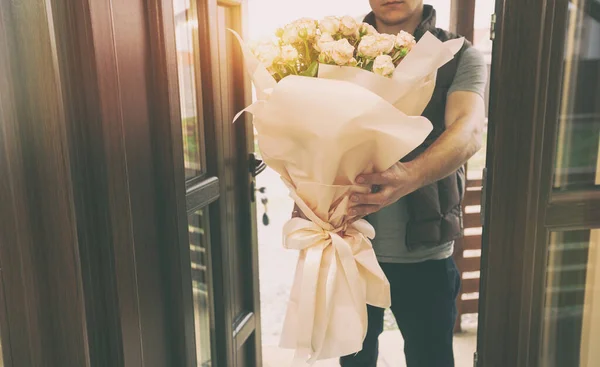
top-left (232, 30), bottom-right (464, 365)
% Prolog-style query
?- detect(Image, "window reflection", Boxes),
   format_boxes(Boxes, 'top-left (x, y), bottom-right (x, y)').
top-left (542, 230), bottom-right (600, 367)
top-left (173, 0), bottom-right (204, 179)
top-left (553, 0), bottom-right (600, 190)
top-left (188, 209), bottom-right (212, 366)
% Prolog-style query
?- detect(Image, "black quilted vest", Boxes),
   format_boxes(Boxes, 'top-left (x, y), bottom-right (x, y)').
top-left (364, 5), bottom-right (468, 250)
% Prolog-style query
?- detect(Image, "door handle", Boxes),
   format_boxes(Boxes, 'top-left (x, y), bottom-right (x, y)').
top-left (249, 153), bottom-right (266, 177)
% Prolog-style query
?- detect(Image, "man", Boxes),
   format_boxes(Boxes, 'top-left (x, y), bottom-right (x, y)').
top-left (343, 1), bottom-right (487, 366)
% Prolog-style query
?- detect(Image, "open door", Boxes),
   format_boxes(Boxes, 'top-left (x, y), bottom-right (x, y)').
top-left (0, 0), bottom-right (261, 365)
top-left (151, 0), bottom-right (262, 365)
top-left (478, 0), bottom-right (600, 365)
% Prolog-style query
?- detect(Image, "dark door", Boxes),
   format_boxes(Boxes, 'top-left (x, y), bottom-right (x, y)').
top-left (151, 0), bottom-right (262, 365)
top-left (478, 0), bottom-right (600, 365)
top-left (0, 0), bottom-right (261, 366)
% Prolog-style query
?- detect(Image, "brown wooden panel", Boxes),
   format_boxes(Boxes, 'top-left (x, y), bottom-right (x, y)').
top-left (463, 235), bottom-right (483, 250)
top-left (0, 1), bottom-right (90, 365)
top-left (0, 7), bottom-right (34, 365)
top-left (468, 179), bottom-right (483, 188)
top-left (450, 0), bottom-right (476, 42)
top-left (462, 277), bottom-right (481, 294)
top-left (464, 212), bottom-right (482, 229)
top-left (145, 0), bottom-right (197, 364)
top-left (464, 190), bottom-right (482, 206)
top-left (478, 0), bottom-right (567, 363)
top-left (459, 256), bottom-right (482, 272)
top-left (462, 299), bottom-right (479, 314)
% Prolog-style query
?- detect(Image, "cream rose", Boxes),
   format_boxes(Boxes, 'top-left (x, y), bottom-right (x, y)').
top-left (315, 32), bottom-right (335, 52)
top-left (253, 41), bottom-right (281, 66)
top-left (296, 17), bottom-right (318, 40)
top-left (359, 22), bottom-right (378, 36)
top-left (281, 45), bottom-right (299, 62)
top-left (330, 38), bottom-right (356, 65)
top-left (377, 34), bottom-right (396, 54)
top-left (373, 54), bottom-right (395, 77)
top-left (395, 30), bottom-right (416, 49)
top-left (282, 24), bottom-right (300, 44)
top-left (357, 35), bottom-right (380, 58)
top-left (340, 15), bottom-right (359, 37)
top-left (319, 16), bottom-right (341, 35)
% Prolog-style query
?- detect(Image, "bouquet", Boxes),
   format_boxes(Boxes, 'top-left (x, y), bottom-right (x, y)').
top-left (232, 15), bottom-right (464, 365)
top-left (251, 16), bottom-right (416, 80)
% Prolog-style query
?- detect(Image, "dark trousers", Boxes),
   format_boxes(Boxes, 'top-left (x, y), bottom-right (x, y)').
top-left (340, 258), bottom-right (461, 367)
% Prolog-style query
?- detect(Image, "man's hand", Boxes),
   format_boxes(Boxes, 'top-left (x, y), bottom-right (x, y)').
top-left (349, 90), bottom-right (486, 219)
top-left (291, 203), bottom-right (308, 220)
top-left (348, 161), bottom-right (423, 218)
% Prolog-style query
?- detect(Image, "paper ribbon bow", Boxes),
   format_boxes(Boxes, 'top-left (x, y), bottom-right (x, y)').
top-left (280, 193), bottom-right (391, 365)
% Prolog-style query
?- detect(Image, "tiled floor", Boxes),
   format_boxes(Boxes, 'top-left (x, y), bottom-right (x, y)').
top-left (263, 328), bottom-right (477, 367)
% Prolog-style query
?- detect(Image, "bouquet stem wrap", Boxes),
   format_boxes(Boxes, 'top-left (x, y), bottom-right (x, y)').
top-left (231, 29), bottom-right (464, 365)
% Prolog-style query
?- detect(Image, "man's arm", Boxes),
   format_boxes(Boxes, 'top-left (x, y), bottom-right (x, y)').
top-left (410, 91), bottom-right (485, 186)
top-left (348, 90), bottom-right (486, 218)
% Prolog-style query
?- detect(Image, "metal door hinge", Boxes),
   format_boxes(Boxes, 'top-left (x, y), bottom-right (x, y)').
top-left (490, 14), bottom-right (496, 41)
top-left (474, 351), bottom-right (479, 367)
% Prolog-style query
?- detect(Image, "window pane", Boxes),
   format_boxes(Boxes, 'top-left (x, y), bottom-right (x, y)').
top-left (188, 209), bottom-right (212, 365)
top-left (553, 0), bottom-right (600, 190)
top-left (542, 229), bottom-right (600, 367)
top-left (173, 0), bottom-right (204, 179)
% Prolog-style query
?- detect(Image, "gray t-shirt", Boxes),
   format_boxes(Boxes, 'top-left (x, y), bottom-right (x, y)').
top-left (369, 46), bottom-right (488, 263)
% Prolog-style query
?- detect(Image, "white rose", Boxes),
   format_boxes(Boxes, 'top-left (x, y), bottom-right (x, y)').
top-left (373, 54), bottom-right (395, 77)
top-left (330, 39), bottom-right (355, 65)
top-left (395, 30), bottom-right (416, 49)
top-left (296, 18), bottom-right (318, 40)
top-left (359, 22), bottom-right (378, 36)
top-left (282, 24), bottom-right (300, 44)
top-left (377, 34), bottom-right (396, 54)
top-left (314, 32), bottom-right (335, 52)
top-left (340, 15), bottom-right (359, 37)
top-left (252, 41), bottom-right (281, 66)
top-left (280, 45), bottom-right (299, 62)
top-left (357, 35), bottom-right (380, 58)
top-left (319, 16), bottom-right (341, 35)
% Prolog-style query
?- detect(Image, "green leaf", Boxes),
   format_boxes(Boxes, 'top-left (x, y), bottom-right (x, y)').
top-left (300, 61), bottom-right (319, 77)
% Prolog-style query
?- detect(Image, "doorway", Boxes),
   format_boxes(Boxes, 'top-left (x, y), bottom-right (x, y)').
top-left (248, 1), bottom-right (492, 366)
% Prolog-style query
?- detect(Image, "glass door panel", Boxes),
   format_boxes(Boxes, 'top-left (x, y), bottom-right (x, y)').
top-left (540, 2), bottom-right (600, 365)
top-left (542, 229), bottom-right (600, 367)
top-left (173, 0), bottom-right (206, 180)
top-left (188, 208), bottom-right (213, 366)
top-left (553, 0), bottom-right (600, 191)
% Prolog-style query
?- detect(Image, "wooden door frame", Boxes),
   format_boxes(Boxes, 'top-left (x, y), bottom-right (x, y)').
top-left (1, 0), bottom-right (185, 365)
top-left (146, 0), bottom-right (261, 366)
top-left (0, 2), bottom-right (92, 365)
top-left (203, 1), bottom-right (263, 365)
top-left (475, 0), bottom-right (600, 365)
top-left (477, 0), bottom-right (558, 363)
top-left (450, 0), bottom-right (476, 42)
